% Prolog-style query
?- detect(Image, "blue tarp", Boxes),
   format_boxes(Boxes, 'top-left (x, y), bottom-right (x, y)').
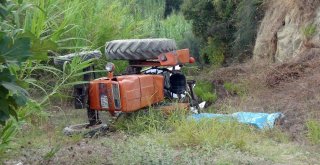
top-left (189, 112), bottom-right (283, 129)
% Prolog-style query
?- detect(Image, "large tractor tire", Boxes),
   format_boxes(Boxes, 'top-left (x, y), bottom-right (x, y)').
top-left (105, 38), bottom-right (177, 60)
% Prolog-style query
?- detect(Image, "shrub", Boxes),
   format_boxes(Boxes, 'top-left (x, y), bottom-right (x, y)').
top-left (201, 38), bottom-right (225, 66)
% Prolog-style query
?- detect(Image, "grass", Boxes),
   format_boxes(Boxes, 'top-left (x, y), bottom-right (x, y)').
top-left (306, 120), bottom-right (320, 144)
top-left (1, 108), bottom-right (319, 164)
top-left (224, 82), bottom-right (247, 96)
top-left (168, 118), bottom-right (257, 150)
top-left (194, 81), bottom-right (218, 102)
top-left (115, 106), bottom-right (186, 134)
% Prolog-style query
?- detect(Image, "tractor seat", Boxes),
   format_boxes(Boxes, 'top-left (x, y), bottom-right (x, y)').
top-left (54, 50), bottom-right (102, 66)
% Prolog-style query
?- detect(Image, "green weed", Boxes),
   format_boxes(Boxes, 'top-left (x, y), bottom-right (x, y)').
top-left (224, 82), bottom-right (247, 96)
top-left (194, 81), bottom-right (217, 102)
top-left (43, 145), bottom-right (61, 160)
top-left (303, 24), bottom-right (317, 40)
top-left (306, 120), bottom-right (320, 144)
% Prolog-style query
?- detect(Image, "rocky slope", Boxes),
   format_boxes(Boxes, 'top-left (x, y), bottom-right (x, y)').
top-left (254, 0), bottom-right (320, 63)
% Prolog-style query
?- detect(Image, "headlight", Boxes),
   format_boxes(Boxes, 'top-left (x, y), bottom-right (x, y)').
top-left (105, 62), bottom-right (115, 72)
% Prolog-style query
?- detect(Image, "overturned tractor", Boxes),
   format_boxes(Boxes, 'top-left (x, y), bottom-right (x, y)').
top-left (54, 38), bottom-right (200, 135)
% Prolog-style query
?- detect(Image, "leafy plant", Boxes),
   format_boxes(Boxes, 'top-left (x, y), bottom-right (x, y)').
top-left (0, 0), bottom-right (57, 125)
top-left (0, 34), bottom-right (30, 125)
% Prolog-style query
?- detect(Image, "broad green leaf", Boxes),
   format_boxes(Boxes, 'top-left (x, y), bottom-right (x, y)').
top-left (0, 99), bottom-right (9, 115)
top-left (0, 34), bottom-right (32, 62)
top-left (0, 111), bottom-right (9, 124)
top-left (0, 68), bottom-right (15, 82)
top-left (1, 82), bottom-right (29, 97)
top-left (12, 94), bottom-right (27, 107)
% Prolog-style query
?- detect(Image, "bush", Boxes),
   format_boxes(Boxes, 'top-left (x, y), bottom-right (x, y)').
top-left (201, 38), bottom-right (225, 66)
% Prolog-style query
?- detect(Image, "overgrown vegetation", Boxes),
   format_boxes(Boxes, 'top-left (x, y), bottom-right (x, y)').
top-left (0, 0), bottom-right (194, 152)
top-left (194, 81), bottom-right (217, 102)
top-left (182, 0), bottom-right (264, 64)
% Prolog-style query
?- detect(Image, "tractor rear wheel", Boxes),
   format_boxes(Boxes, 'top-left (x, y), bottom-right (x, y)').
top-left (105, 38), bottom-right (177, 60)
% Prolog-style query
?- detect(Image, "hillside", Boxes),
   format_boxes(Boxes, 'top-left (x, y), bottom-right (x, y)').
top-left (254, 0), bottom-right (320, 63)
top-left (208, 0), bottom-right (320, 143)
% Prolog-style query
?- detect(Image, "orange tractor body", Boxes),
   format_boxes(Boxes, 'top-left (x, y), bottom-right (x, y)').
top-left (88, 48), bottom-right (193, 116)
top-left (89, 75), bottom-right (164, 115)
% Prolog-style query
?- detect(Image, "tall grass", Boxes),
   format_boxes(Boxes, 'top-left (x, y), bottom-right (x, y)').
top-left (24, 0), bottom-right (146, 51)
